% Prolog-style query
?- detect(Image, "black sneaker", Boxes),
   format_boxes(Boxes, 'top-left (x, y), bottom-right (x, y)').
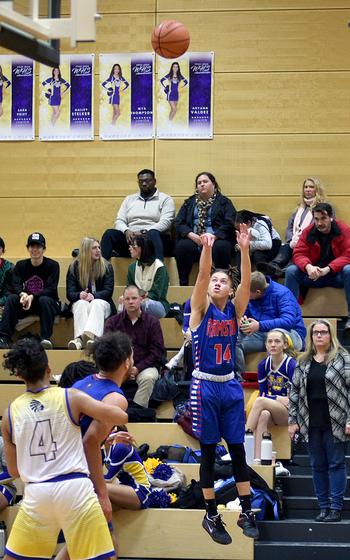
top-left (202, 513), bottom-right (232, 545)
top-left (0, 337), bottom-right (11, 349)
top-left (237, 511), bottom-right (259, 539)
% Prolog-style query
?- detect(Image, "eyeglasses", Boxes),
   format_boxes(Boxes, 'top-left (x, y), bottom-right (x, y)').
top-left (312, 330), bottom-right (330, 337)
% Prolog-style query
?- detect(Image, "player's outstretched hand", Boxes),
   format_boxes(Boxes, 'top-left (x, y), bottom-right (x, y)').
top-left (236, 223), bottom-right (250, 252)
top-left (199, 233), bottom-right (215, 247)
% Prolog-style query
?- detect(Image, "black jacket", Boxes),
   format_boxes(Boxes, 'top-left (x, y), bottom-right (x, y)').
top-left (175, 192), bottom-right (236, 240)
top-left (66, 260), bottom-right (116, 314)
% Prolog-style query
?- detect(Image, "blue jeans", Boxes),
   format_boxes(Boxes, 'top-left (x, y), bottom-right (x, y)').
top-left (308, 427), bottom-right (348, 510)
top-left (285, 264), bottom-right (350, 315)
top-left (235, 329), bottom-right (303, 375)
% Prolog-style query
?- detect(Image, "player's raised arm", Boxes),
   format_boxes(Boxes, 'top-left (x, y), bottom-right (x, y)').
top-left (189, 233), bottom-right (214, 329)
top-left (234, 224), bottom-right (251, 322)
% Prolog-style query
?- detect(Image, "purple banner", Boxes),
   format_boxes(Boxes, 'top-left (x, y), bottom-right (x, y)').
top-left (70, 59), bottom-right (93, 129)
top-left (130, 58), bottom-right (153, 128)
top-left (11, 61), bottom-right (33, 129)
top-left (189, 55), bottom-right (212, 127)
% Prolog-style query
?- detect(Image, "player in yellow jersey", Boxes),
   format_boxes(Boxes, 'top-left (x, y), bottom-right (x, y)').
top-left (2, 336), bottom-right (129, 560)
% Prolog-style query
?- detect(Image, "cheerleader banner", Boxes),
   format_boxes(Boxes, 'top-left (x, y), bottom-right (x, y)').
top-left (156, 52), bottom-right (213, 140)
top-left (99, 53), bottom-right (154, 140)
top-left (0, 55), bottom-right (34, 141)
top-left (39, 54), bottom-right (94, 141)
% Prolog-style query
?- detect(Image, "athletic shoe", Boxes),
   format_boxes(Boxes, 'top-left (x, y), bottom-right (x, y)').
top-left (237, 511), bottom-right (259, 539)
top-left (202, 513), bottom-right (232, 545)
top-left (41, 339), bottom-right (53, 350)
top-left (68, 338), bottom-right (82, 350)
top-left (86, 338), bottom-right (95, 352)
top-left (0, 336), bottom-right (10, 349)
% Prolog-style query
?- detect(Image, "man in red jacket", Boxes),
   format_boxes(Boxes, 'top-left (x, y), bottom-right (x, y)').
top-left (285, 203), bottom-right (350, 328)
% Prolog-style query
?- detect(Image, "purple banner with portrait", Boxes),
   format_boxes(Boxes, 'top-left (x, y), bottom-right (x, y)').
top-left (0, 55), bottom-right (34, 141)
top-left (39, 54), bottom-right (94, 141)
top-left (99, 53), bottom-right (154, 140)
top-left (156, 52), bottom-right (213, 139)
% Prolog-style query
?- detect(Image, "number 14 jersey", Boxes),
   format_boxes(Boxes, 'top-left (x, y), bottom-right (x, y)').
top-left (8, 386), bottom-right (89, 483)
top-left (191, 301), bottom-right (238, 376)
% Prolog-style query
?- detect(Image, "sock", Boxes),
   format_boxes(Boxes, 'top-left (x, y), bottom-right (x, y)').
top-left (205, 498), bottom-right (218, 518)
top-left (239, 494), bottom-right (252, 514)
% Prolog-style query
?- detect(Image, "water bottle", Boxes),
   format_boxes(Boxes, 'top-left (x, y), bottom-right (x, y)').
top-left (261, 432), bottom-right (273, 465)
top-left (244, 429), bottom-right (255, 465)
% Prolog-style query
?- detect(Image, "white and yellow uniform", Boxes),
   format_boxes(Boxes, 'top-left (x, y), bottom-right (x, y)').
top-left (5, 386), bottom-right (114, 560)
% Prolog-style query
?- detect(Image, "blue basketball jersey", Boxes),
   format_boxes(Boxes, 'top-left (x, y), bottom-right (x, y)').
top-left (191, 301), bottom-right (238, 376)
top-left (73, 374), bottom-right (125, 436)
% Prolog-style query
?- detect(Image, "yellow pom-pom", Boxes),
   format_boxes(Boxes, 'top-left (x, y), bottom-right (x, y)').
top-left (143, 457), bottom-right (161, 475)
top-left (169, 493), bottom-right (177, 503)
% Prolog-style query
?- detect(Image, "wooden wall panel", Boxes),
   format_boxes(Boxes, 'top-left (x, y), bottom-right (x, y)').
top-left (215, 72), bottom-right (350, 133)
top-left (158, 1), bottom-right (350, 10)
top-left (156, 10), bottom-right (350, 72)
top-left (155, 134), bottom-right (350, 197)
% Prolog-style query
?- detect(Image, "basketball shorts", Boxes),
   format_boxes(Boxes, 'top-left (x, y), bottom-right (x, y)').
top-left (5, 477), bottom-right (115, 560)
top-left (190, 377), bottom-right (245, 444)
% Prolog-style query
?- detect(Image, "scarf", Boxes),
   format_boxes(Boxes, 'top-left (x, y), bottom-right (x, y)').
top-left (290, 206), bottom-right (314, 248)
top-left (195, 189), bottom-right (217, 235)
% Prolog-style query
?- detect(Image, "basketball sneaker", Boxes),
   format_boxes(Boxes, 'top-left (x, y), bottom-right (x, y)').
top-left (237, 511), bottom-right (259, 539)
top-left (202, 513), bottom-right (232, 545)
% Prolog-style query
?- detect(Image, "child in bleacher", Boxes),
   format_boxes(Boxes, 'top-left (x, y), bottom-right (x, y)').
top-left (245, 329), bottom-right (297, 460)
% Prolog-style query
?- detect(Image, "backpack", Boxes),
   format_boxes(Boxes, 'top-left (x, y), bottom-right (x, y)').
top-left (251, 487), bottom-right (280, 520)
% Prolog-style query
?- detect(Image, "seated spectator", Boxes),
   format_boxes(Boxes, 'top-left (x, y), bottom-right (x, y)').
top-left (175, 172), bottom-right (236, 285)
top-left (104, 285), bottom-right (165, 408)
top-left (101, 169), bottom-right (175, 261)
top-left (66, 237), bottom-right (115, 350)
top-left (285, 203), bottom-right (350, 328)
top-left (257, 177), bottom-right (329, 277)
top-left (0, 435), bottom-right (16, 511)
top-left (245, 329), bottom-right (297, 460)
top-left (0, 232), bottom-right (60, 349)
top-left (104, 428), bottom-right (151, 510)
top-left (125, 234), bottom-right (169, 319)
top-left (0, 236), bottom-right (13, 317)
top-left (235, 210), bottom-right (281, 270)
top-left (235, 271), bottom-right (306, 375)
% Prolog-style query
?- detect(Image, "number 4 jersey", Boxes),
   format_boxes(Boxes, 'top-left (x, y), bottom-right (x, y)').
top-left (8, 386), bottom-right (89, 483)
top-left (191, 301), bottom-right (238, 376)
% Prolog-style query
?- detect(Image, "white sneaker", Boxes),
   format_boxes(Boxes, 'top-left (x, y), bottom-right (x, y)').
top-left (275, 461), bottom-right (291, 477)
top-left (68, 338), bottom-right (82, 350)
top-left (165, 356), bottom-right (180, 370)
top-left (86, 338), bottom-right (95, 352)
top-left (41, 339), bottom-right (53, 350)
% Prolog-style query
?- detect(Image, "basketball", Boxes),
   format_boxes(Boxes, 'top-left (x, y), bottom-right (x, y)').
top-left (151, 20), bottom-right (190, 59)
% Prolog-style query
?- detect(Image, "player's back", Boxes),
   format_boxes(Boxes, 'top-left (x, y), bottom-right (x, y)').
top-left (9, 386), bottom-right (88, 483)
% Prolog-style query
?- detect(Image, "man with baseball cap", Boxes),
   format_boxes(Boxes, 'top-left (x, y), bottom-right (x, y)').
top-left (0, 233), bottom-right (60, 349)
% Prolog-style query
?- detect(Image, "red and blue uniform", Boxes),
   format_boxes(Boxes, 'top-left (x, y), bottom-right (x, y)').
top-left (190, 302), bottom-right (245, 444)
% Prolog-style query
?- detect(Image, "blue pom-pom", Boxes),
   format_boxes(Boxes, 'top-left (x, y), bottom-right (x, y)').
top-left (153, 463), bottom-right (173, 481)
top-left (149, 489), bottom-right (171, 508)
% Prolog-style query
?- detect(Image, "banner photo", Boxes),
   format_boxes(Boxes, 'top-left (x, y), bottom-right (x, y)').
top-left (0, 55), bottom-right (34, 141)
top-left (39, 54), bottom-right (94, 141)
top-left (100, 53), bottom-right (154, 140)
top-left (156, 52), bottom-right (213, 140)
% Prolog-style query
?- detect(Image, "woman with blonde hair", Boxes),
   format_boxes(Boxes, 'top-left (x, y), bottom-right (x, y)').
top-left (246, 329), bottom-right (297, 460)
top-left (257, 176), bottom-right (330, 277)
top-left (66, 237), bottom-right (114, 349)
top-left (289, 320), bottom-right (350, 522)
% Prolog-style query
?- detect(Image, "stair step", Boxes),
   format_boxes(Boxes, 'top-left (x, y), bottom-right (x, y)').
top-left (283, 496), bottom-right (350, 518)
top-left (279, 475), bottom-right (350, 497)
top-left (254, 541), bottom-right (350, 560)
top-left (292, 454), bottom-right (350, 468)
top-left (258, 518), bottom-right (350, 542)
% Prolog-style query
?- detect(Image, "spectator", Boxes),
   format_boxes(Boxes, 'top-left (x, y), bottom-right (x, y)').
top-left (285, 203), bottom-right (350, 328)
top-left (104, 285), bottom-right (165, 408)
top-left (235, 210), bottom-right (281, 270)
top-left (126, 234), bottom-right (169, 319)
top-left (257, 177), bottom-right (329, 277)
top-left (0, 233), bottom-right (60, 349)
top-left (101, 169), bottom-right (175, 261)
top-left (66, 237), bottom-right (115, 350)
top-left (0, 236), bottom-right (13, 317)
top-left (175, 172), bottom-right (236, 286)
top-left (289, 320), bottom-right (350, 522)
top-left (245, 329), bottom-right (297, 460)
top-left (235, 271), bottom-right (306, 376)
